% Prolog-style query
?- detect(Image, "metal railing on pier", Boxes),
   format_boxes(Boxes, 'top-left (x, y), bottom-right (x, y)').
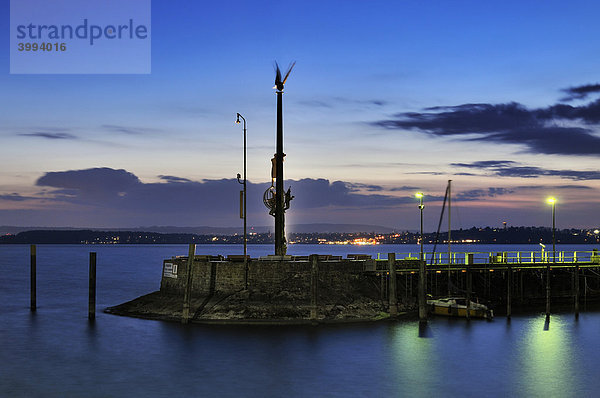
top-left (376, 250), bottom-right (600, 267)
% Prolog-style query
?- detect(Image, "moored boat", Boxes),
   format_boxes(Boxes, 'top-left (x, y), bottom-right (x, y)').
top-left (427, 297), bottom-right (493, 319)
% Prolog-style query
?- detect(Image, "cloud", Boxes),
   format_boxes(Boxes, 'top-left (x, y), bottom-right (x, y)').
top-left (389, 185), bottom-right (420, 192)
top-left (560, 83), bottom-right (600, 101)
top-left (515, 184), bottom-right (593, 190)
top-left (101, 124), bottom-right (159, 135)
top-left (298, 97), bottom-right (387, 109)
top-left (345, 182), bottom-right (385, 192)
top-left (372, 90), bottom-right (600, 156)
top-left (18, 132), bottom-right (78, 140)
top-left (288, 179), bottom-right (404, 208)
top-left (456, 187), bottom-right (514, 200)
top-left (30, 168), bottom-right (422, 226)
top-left (410, 171), bottom-right (445, 176)
top-left (455, 160), bottom-right (517, 168)
top-left (158, 175), bottom-right (191, 183)
top-left (452, 160), bottom-right (600, 180)
top-left (36, 168), bottom-right (141, 201)
top-left (0, 193), bottom-right (29, 201)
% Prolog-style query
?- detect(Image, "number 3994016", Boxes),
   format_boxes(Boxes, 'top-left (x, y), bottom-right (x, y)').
top-left (18, 42), bottom-right (66, 52)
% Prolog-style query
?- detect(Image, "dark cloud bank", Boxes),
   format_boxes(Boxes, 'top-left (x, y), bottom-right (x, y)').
top-left (373, 83), bottom-right (600, 156)
top-left (4, 167), bottom-right (514, 226)
top-left (452, 160), bottom-right (600, 181)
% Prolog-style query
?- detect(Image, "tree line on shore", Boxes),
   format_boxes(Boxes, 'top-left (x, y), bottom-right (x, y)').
top-left (0, 226), bottom-right (598, 245)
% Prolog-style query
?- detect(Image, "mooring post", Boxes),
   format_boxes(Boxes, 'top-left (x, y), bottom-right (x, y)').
top-left (388, 253), bottom-right (398, 316)
top-left (182, 244), bottom-right (195, 324)
top-left (575, 262), bottom-right (580, 320)
top-left (418, 257), bottom-right (427, 321)
top-left (89, 252), bottom-right (96, 321)
top-left (380, 272), bottom-right (385, 301)
top-left (30, 244), bottom-right (36, 311)
top-left (507, 264), bottom-right (512, 319)
top-left (310, 254), bottom-right (319, 320)
top-left (466, 253), bottom-right (473, 321)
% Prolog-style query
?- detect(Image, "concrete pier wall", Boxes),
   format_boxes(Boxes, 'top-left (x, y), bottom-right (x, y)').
top-left (160, 256), bottom-right (377, 303)
top-left (159, 254), bottom-right (600, 314)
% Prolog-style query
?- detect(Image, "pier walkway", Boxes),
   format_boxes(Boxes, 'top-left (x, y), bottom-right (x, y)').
top-left (374, 249), bottom-right (600, 273)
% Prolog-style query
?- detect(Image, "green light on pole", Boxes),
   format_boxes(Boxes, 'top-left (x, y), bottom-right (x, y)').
top-left (415, 191), bottom-right (426, 322)
top-left (547, 197), bottom-right (557, 263)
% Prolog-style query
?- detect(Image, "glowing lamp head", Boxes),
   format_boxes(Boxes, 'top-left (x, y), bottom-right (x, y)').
top-left (235, 113), bottom-right (241, 124)
top-left (547, 197), bottom-right (556, 205)
top-left (415, 192), bottom-right (423, 199)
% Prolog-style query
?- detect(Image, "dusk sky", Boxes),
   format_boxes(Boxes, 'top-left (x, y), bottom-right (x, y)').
top-left (2, 0), bottom-right (600, 231)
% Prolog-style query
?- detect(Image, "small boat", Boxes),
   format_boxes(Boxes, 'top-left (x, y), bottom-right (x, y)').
top-left (427, 297), bottom-right (493, 320)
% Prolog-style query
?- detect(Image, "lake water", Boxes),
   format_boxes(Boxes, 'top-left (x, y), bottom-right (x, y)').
top-left (2, 244), bottom-right (600, 397)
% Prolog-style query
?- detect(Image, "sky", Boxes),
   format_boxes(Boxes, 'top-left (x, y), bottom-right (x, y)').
top-left (1, 0), bottom-right (600, 231)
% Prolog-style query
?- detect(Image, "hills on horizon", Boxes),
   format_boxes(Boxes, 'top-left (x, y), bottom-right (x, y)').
top-left (1, 225), bottom-right (599, 245)
top-left (0, 223), bottom-right (397, 236)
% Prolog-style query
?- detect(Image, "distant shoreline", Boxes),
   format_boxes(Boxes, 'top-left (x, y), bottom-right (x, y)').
top-left (1, 226), bottom-right (598, 245)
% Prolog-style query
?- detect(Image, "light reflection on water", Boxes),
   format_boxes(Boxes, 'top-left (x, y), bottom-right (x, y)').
top-left (1, 244), bottom-right (600, 397)
top-left (518, 315), bottom-right (578, 397)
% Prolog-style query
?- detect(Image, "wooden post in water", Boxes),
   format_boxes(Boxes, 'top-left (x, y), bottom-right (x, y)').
top-left (181, 244), bottom-right (195, 324)
top-left (30, 245), bottom-right (36, 311)
top-left (388, 253), bottom-right (398, 316)
top-left (574, 262), bottom-right (580, 320)
top-left (89, 252), bottom-right (96, 321)
top-left (466, 253), bottom-right (473, 321)
top-left (310, 254), bottom-right (319, 320)
top-left (418, 257), bottom-right (427, 322)
top-left (507, 264), bottom-right (512, 319)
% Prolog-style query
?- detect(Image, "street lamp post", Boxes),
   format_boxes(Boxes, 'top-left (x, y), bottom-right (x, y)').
top-left (416, 192), bottom-right (426, 321)
top-left (416, 193), bottom-right (424, 262)
top-left (236, 113), bottom-right (248, 289)
top-left (546, 197), bottom-right (556, 320)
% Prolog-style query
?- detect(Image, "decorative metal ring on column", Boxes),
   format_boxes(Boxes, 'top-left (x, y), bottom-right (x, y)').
top-left (263, 185), bottom-right (276, 216)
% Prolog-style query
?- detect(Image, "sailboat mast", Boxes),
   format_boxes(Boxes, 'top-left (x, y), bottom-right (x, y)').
top-left (447, 180), bottom-right (452, 295)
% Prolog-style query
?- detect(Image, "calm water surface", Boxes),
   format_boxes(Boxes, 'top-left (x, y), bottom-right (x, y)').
top-left (1, 244), bottom-right (599, 397)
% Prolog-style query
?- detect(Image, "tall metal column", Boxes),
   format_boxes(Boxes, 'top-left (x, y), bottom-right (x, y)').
top-left (272, 62), bottom-right (295, 256)
top-left (447, 180), bottom-right (452, 296)
top-left (275, 88), bottom-right (285, 255)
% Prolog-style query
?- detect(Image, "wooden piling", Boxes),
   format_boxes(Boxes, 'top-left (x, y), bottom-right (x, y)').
top-left (574, 262), bottom-right (580, 319)
top-left (181, 244), bottom-right (195, 324)
top-left (89, 252), bottom-right (96, 320)
top-left (30, 245), bottom-right (36, 311)
top-left (466, 254), bottom-right (473, 321)
top-left (507, 264), bottom-right (512, 319)
top-left (418, 256), bottom-right (427, 321)
top-left (388, 253), bottom-right (398, 316)
top-left (310, 254), bottom-right (319, 320)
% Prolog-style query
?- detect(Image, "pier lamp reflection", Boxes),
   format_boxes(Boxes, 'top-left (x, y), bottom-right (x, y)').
top-left (520, 316), bottom-right (576, 397)
top-left (389, 325), bottom-right (437, 396)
